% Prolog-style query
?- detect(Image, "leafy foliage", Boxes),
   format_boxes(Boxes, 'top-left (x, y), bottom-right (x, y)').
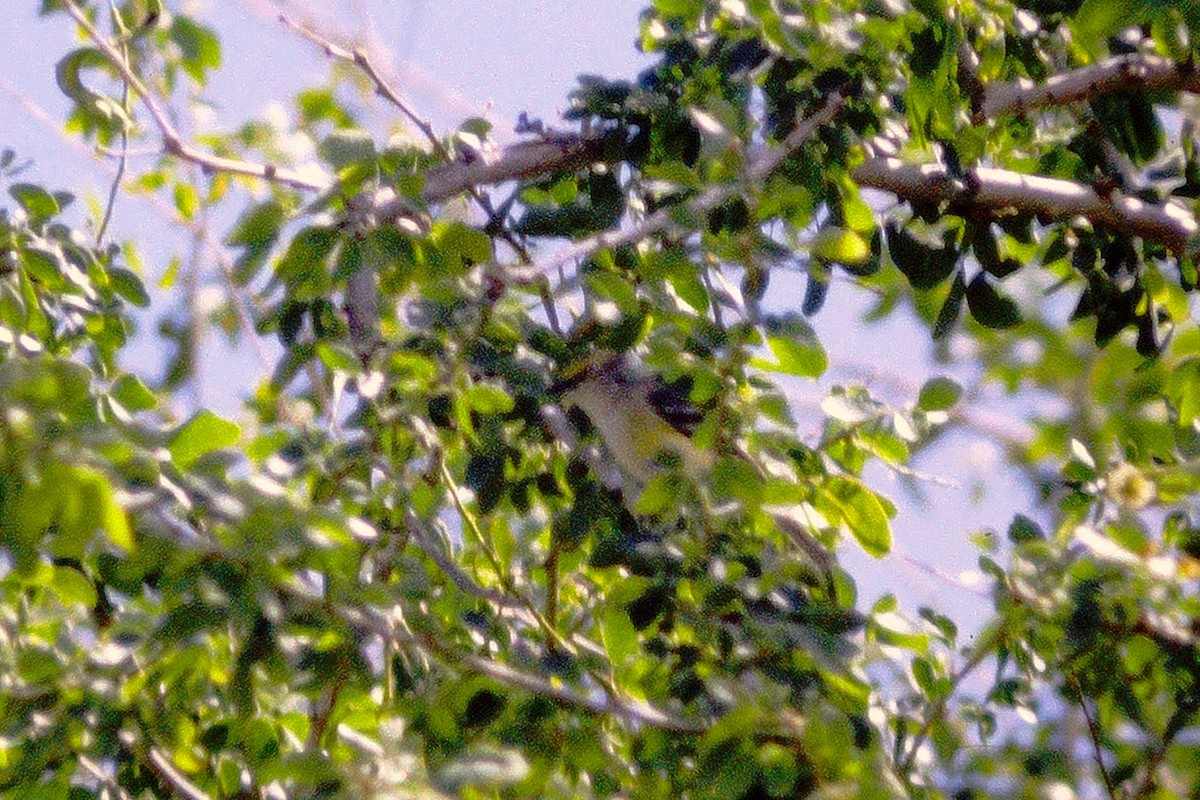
top-left (1, 0), bottom-right (1199, 798)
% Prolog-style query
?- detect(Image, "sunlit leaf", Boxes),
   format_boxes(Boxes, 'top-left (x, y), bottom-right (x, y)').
top-left (917, 376), bottom-right (961, 411)
top-left (169, 410), bottom-right (241, 468)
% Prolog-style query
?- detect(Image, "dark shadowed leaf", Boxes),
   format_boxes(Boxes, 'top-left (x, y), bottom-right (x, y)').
top-left (965, 273), bottom-right (1021, 329)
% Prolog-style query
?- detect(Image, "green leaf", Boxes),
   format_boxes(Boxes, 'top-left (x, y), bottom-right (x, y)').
top-left (965, 273), bottom-right (1020, 329)
top-left (585, 270), bottom-right (639, 313)
top-left (50, 565), bottom-right (98, 607)
top-left (811, 227), bottom-right (870, 265)
top-left (297, 87), bottom-right (355, 127)
top-left (75, 466), bottom-right (133, 552)
top-left (16, 646), bottom-right (64, 685)
top-left (173, 181), bottom-right (199, 220)
top-left (1072, 0), bottom-right (1158, 54)
top-left (109, 266), bottom-right (150, 307)
top-left (465, 455), bottom-right (506, 514)
top-left (713, 457), bottom-right (763, 506)
top-left (1165, 358), bottom-right (1200, 426)
top-left (917, 376), bottom-right (962, 411)
top-left (315, 342), bottom-right (360, 372)
top-left (111, 374), bottom-right (157, 411)
top-left (464, 384), bottom-right (514, 415)
top-left (169, 410), bottom-right (241, 469)
top-left (932, 270), bottom-right (966, 339)
top-left (319, 129), bottom-right (376, 170)
top-left (158, 255), bottom-right (181, 289)
top-left (754, 314), bottom-right (827, 377)
top-left (822, 477), bottom-right (892, 556)
top-left (1007, 513), bottom-right (1045, 543)
top-left (887, 222), bottom-right (959, 290)
top-left (9, 183), bottom-right (59, 224)
top-left (633, 473), bottom-right (679, 516)
top-left (432, 221), bottom-right (493, 269)
top-left (757, 743), bottom-right (799, 797)
top-left (654, 0), bottom-right (705, 17)
top-left (699, 742), bottom-right (756, 800)
top-left (227, 200), bottom-right (287, 284)
top-left (599, 604), bottom-right (639, 667)
top-left (459, 116), bottom-right (493, 139)
top-left (276, 226), bottom-right (339, 297)
top-left (55, 47), bottom-right (132, 134)
top-left (170, 16), bottom-right (222, 83)
top-left (856, 426), bottom-right (909, 464)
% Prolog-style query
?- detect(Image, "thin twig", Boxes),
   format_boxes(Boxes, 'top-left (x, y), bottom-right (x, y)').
top-left (538, 277), bottom-right (563, 335)
top-left (1067, 672), bottom-right (1119, 800)
top-left (118, 732), bottom-right (214, 800)
top-left (57, 5), bottom-right (1200, 259)
top-left (280, 12), bottom-right (542, 330)
top-left (181, 225), bottom-right (206, 405)
top-left (63, 0), bottom-right (327, 191)
top-left (347, 602), bottom-right (706, 734)
top-left (95, 2), bottom-right (130, 246)
top-left (376, 132), bottom-right (621, 213)
top-left (440, 460), bottom-right (509, 582)
top-left (278, 13), bottom-right (442, 154)
top-left (78, 755), bottom-right (133, 800)
top-left (1132, 695), bottom-right (1200, 798)
top-left (544, 540), bottom-right (560, 637)
top-left (1, 68), bottom-right (280, 379)
top-left (279, 7), bottom-right (537, 263)
top-left (146, 748), bottom-right (213, 800)
top-left (306, 674), bottom-right (345, 750)
top-left (405, 510), bottom-right (520, 610)
top-left (438, 460), bottom-right (573, 652)
top-left (95, 121), bottom-right (127, 244)
top-left (899, 621), bottom-right (1007, 774)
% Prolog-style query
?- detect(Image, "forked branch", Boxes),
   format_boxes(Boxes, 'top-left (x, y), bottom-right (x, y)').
top-left (64, 0), bottom-right (328, 192)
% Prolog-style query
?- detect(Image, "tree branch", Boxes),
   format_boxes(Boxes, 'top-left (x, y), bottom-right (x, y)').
top-left (982, 54), bottom-right (1200, 119)
top-left (367, 132), bottom-right (622, 220)
top-left (342, 604), bottom-right (706, 734)
top-left (1066, 672), bottom-right (1119, 800)
top-left (852, 157), bottom-right (1199, 252)
top-left (280, 10), bottom-right (538, 348)
top-left (899, 620), bottom-right (1007, 775)
top-left (64, 0), bottom-right (328, 192)
top-left (526, 94), bottom-right (846, 285)
top-left (119, 731), bottom-right (214, 800)
top-left (278, 13), bottom-right (443, 154)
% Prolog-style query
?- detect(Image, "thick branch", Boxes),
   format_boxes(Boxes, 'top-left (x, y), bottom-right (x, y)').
top-left (983, 54), bottom-right (1200, 118)
top-left (365, 132), bottom-right (621, 223)
top-left (397, 54), bottom-right (1200, 214)
top-left (65, 2), bottom-right (1200, 263)
top-left (853, 158), bottom-right (1199, 252)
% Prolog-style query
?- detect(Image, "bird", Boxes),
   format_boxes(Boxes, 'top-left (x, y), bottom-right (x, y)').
top-left (551, 350), bottom-right (714, 485)
top-left (550, 350), bottom-right (833, 575)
